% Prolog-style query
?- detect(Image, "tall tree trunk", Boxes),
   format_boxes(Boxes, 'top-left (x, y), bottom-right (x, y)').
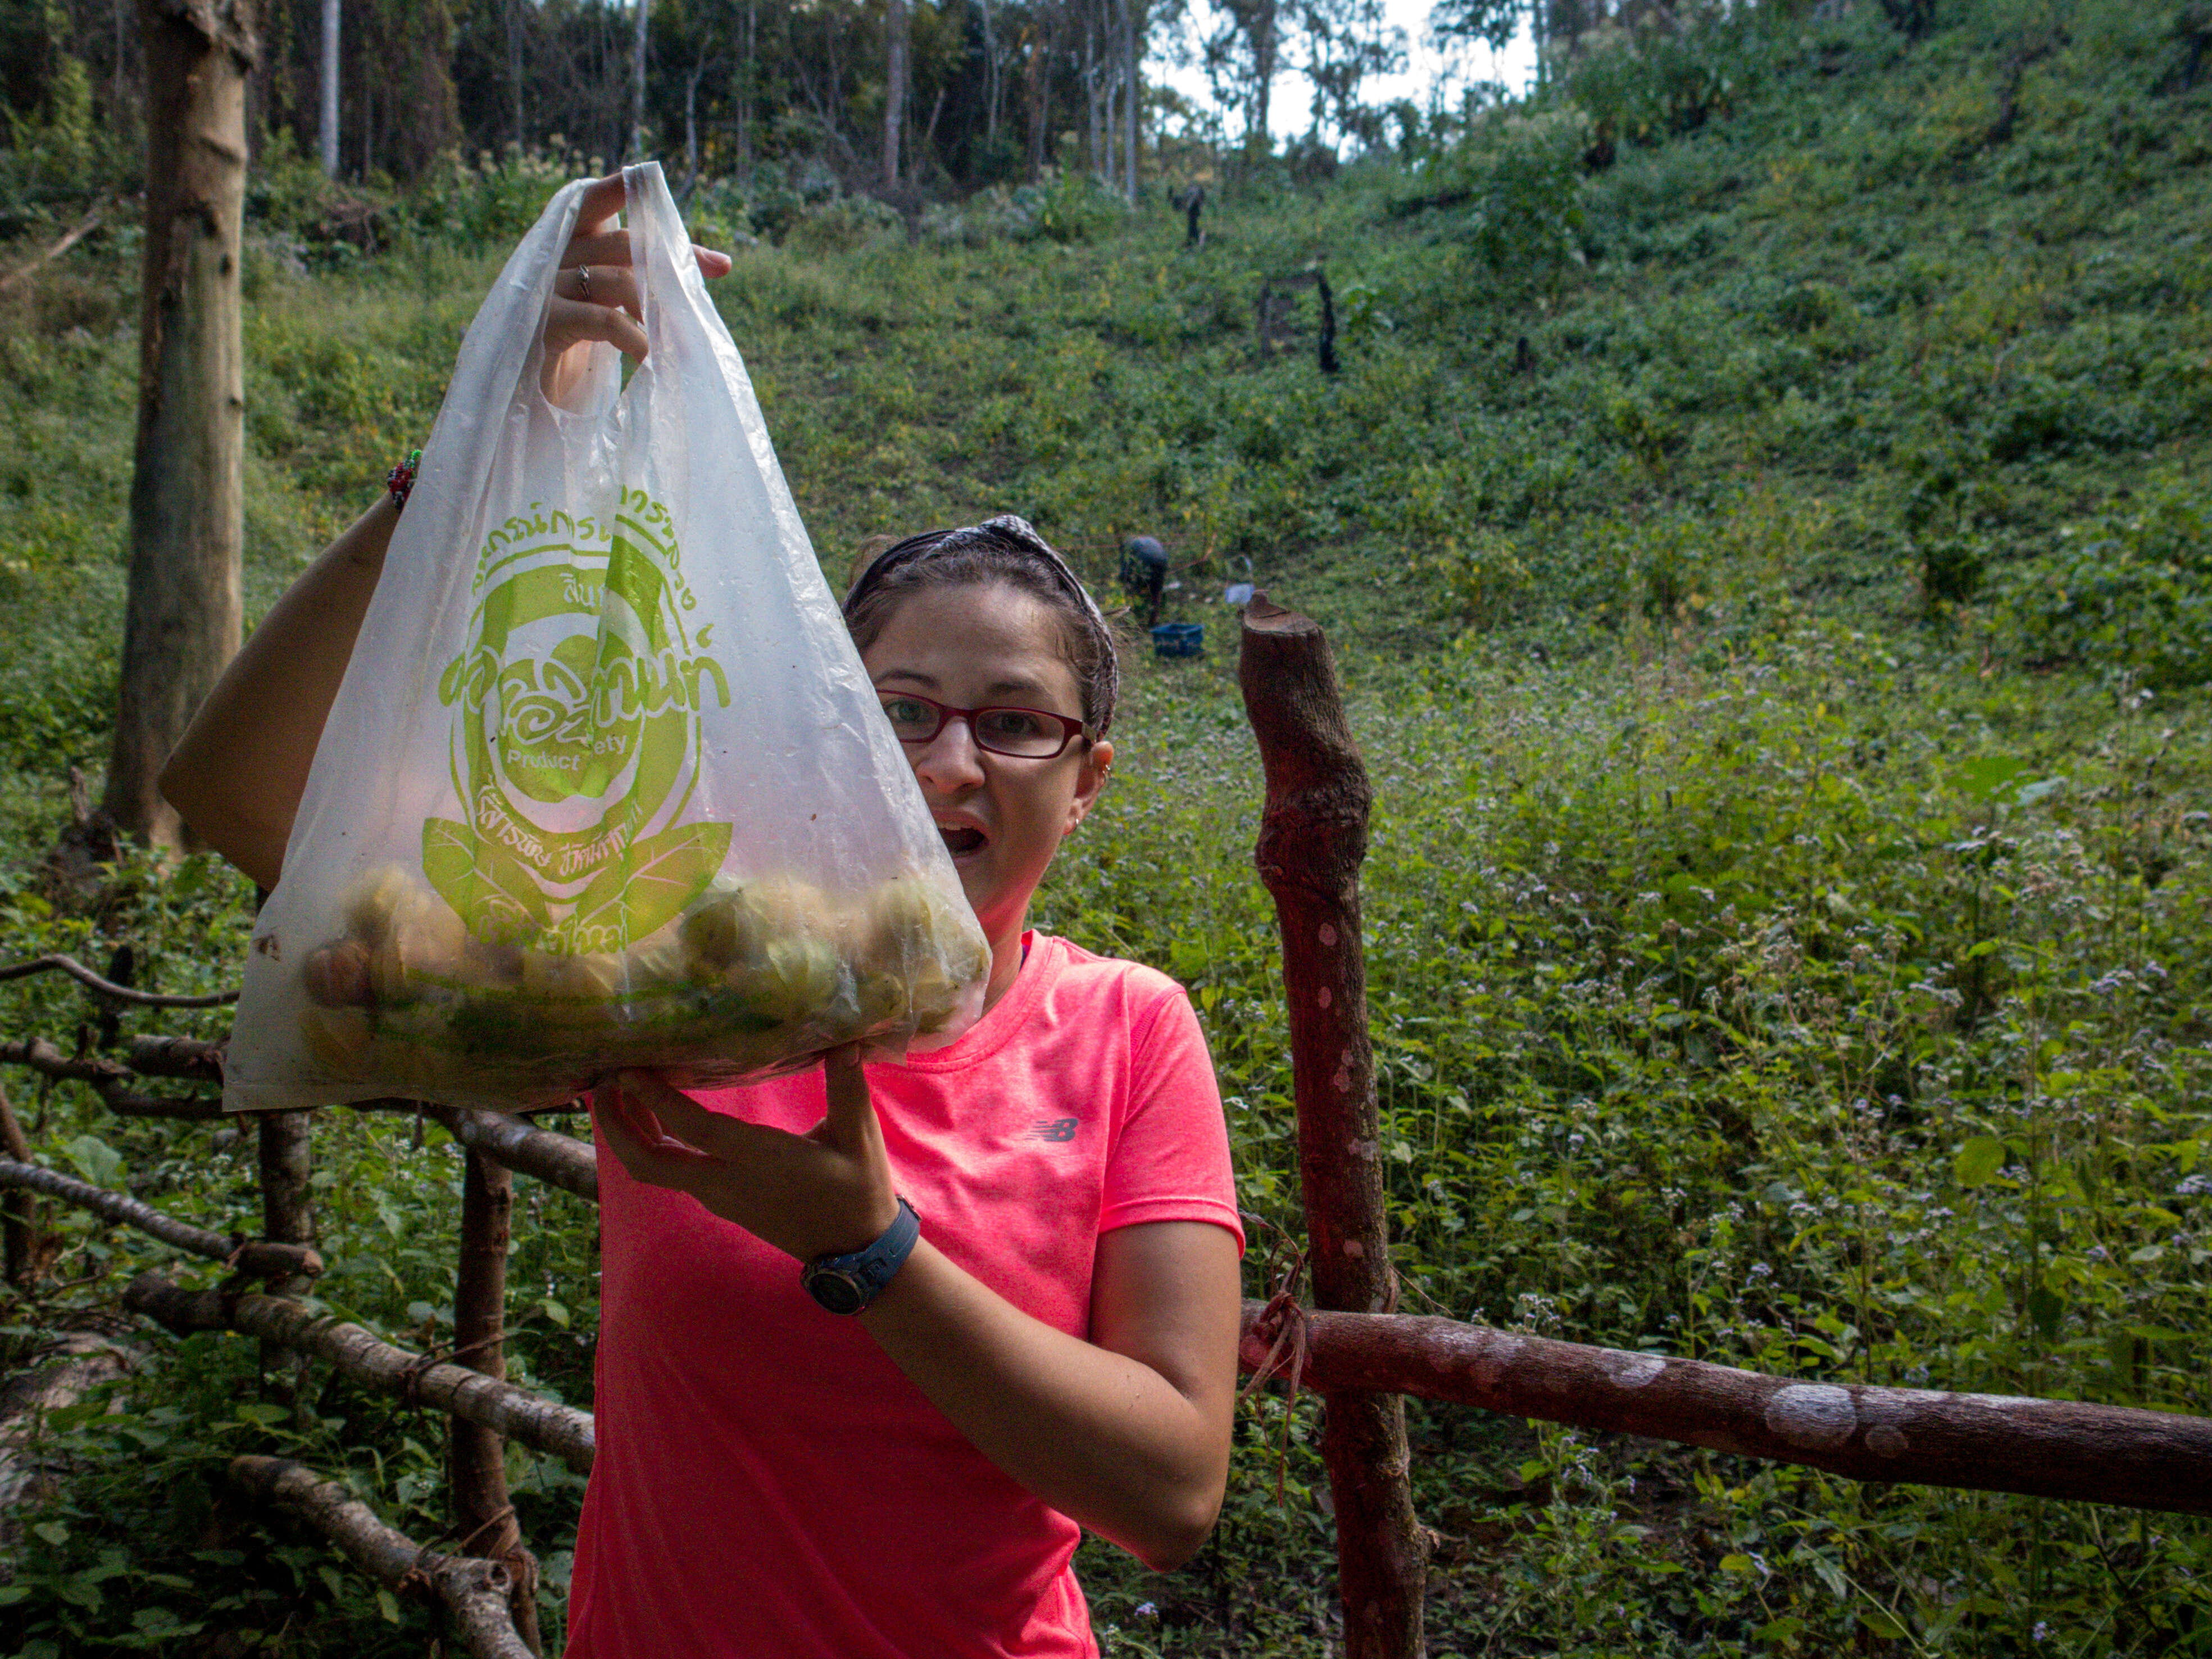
top-left (981, 0), bottom-right (999, 142)
top-left (1121, 0), bottom-right (1138, 200)
top-left (1082, 15), bottom-right (1098, 174)
top-left (112, 0), bottom-right (257, 850)
top-left (738, 0), bottom-right (755, 166)
top-left (506, 0), bottom-right (525, 148)
top-left (630, 0), bottom-right (649, 159)
top-left (883, 0), bottom-right (909, 184)
top-left (682, 60), bottom-right (703, 199)
top-left (1024, 10), bottom-right (1050, 180)
top-left (317, 0), bottom-right (338, 175)
top-left (1251, 0), bottom-right (1275, 151)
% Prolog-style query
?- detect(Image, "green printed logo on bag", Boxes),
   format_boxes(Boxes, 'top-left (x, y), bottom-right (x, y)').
top-left (430, 490), bottom-right (732, 954)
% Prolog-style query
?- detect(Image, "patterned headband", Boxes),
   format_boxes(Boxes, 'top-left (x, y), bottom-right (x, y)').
top-left (841, 515), bottom-right (1122, 735)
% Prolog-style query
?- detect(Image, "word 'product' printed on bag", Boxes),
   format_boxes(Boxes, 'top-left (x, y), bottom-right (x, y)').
top-left (432, 489), bottom-right (733, 957)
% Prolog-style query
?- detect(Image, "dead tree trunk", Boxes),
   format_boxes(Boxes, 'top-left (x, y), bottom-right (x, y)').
top-left (111, 0), bottom-right (257, 848)
top-left (1238, 595), bottom-right (1428, 1659)
top-left (630, 0), bottom-right (651, 160)
top-left (452, 1149), bottom-right (542, 1652)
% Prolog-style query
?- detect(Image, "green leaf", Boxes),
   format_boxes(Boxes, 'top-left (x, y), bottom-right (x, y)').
top-left (561, 821), bottom-right (732, 954)
top-left (61, 1132), bottom-right (121, 1188)
top-left (1954, 1136), bottom-right (2007, 1187)
top-left (1859, 1608), bottom-right (1910, 1640)
top-left (377, 1587), bottom-right (402, 1624)
top-left (421, 816), bottom-right (550, 944)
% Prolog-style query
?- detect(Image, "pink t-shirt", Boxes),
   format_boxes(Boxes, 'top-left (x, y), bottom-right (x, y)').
top-left (566, 933), bottom-right (1244, 1659)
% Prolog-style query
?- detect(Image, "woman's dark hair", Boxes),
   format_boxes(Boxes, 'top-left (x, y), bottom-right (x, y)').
top-left (842, 515), bottom-right (1121, 737)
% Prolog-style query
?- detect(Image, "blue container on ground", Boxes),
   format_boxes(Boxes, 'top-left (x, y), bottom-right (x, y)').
top-left (1151, 622), bottom-right (1204, 658)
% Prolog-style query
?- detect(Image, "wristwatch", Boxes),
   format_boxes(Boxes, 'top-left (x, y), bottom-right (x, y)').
top-left (800, 1197), bottom-right (921, 1315)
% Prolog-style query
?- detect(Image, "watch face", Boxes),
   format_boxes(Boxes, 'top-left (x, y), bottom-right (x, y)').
top-left (808, 1269), bottom-right (866, 1316)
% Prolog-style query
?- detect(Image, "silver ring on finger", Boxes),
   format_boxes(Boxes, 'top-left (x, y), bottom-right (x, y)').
top-left (578, 265), bottom-right (592, 301)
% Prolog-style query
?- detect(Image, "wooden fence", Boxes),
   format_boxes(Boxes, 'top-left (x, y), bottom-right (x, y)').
top-left (0, 599), bottom-right (2208, 1657)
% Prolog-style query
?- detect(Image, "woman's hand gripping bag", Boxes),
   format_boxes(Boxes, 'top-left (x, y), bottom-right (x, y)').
top-left (224, 164), bottom-right (989, 1113)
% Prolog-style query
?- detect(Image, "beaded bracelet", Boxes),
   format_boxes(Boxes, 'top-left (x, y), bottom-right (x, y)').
top-left (386, 448), bottom-right (423, 516)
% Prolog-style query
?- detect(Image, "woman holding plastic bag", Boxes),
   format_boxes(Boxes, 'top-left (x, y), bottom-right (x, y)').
top-left (163, 171), bottom-right (1244, 1658)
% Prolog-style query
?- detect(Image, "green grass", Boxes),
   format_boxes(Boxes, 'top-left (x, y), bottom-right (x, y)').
top-left (2, 0), bottom-right (2210, 1651)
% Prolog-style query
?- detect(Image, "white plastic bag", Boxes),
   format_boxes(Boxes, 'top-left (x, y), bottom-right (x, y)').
top-left (224, 163), bottom-right (988, 1113)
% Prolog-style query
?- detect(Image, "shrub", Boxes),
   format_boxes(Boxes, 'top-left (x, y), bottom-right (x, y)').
top-left (1409, 107), bottom-right (1591, 276)
top-left (1997, 486), bottom-right (2212, 687)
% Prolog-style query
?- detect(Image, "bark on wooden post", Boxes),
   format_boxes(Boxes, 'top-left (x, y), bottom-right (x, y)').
top-left (256, 1110), bottom-right (316, 1410)
top-left (0, 1089), bottom-right (48, 1287)
top-left (111, 0), bottom-right (258, 847)
top-left (453, 1148), bottom-right (542, 1653)
top-left (1238, 594), bottom-right (1429, 1659)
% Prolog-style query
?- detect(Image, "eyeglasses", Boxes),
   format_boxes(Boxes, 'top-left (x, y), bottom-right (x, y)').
top-left (876, 692), bottom-right (1088, 759)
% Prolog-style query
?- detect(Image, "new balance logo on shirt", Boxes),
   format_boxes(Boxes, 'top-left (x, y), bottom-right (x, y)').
top-left (1029, 1118), bottom-right (1079, 1143)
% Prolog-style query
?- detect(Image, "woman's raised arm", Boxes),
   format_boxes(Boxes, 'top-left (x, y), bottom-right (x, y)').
top-left (160, 497), bottom-right (399, 889)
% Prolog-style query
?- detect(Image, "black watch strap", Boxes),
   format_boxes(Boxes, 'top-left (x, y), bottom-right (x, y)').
top-left (800, 1197), bottom-right (921, 1315)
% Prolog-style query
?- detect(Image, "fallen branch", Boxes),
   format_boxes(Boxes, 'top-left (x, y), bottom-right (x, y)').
top-left (0, 1161), bottom-right (320, 1281)
top-left (0, 1037), bottom-right (224, 1119)
top-left (0, 954), bottom-right (237, 1007)
top-left (125, 1274), bottom-right (594, 1474)
top-left (430, 1107), bottom-right (598, 1202)
top-left (0, 199), bottom-right (110, 296)
top-left (1238, 1302), bottom-right (2212, 1519)
top-left (228, 1455), bottom-right (534, 1659)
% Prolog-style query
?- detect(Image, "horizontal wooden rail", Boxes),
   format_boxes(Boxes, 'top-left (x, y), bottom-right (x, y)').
top-left (1239, 1302), bottom-right (2212, 1519)
top-left (0, 954), bottom-right (237, 1007)
top-left (0, 1159), bottom-right (320, 1280)
top-left (228, 1456), bottom-right (533, 1659)
top-left (126, 1274), bottom-right (594, 1474)
top-left (0, 1037), bottom-right (224, 1119)
top-left (430, 1107), bottom-right (598, 1201)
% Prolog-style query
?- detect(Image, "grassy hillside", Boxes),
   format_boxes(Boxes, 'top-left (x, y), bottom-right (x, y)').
top-left (1, 1), bottom-right (2209, 1652)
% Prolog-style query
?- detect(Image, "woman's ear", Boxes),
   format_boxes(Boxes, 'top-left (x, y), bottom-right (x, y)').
top-left (1062, 739), bottom-right (1114, 837)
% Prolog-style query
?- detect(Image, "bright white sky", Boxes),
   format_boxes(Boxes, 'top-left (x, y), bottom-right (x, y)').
top-left (1153, 0), bottom-right (1539, 145)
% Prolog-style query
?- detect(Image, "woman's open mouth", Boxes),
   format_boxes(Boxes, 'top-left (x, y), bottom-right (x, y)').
top-left (938, 823), bottom-right (988, 857)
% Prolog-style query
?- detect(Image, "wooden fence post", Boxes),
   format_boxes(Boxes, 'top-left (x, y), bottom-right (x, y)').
top-left (1239, 595), bottom-right (1429, 1659)
top-left (0, 1089), bottom-right (48, 1286)
top-left (453, 1147), bottom-right (542, 1653)
top-left (256, 1110), bottom-right (316, 1412)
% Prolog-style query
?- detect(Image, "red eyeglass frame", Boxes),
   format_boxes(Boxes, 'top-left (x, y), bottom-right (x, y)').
top-left (875, 690), bottom-right (1089, 758)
